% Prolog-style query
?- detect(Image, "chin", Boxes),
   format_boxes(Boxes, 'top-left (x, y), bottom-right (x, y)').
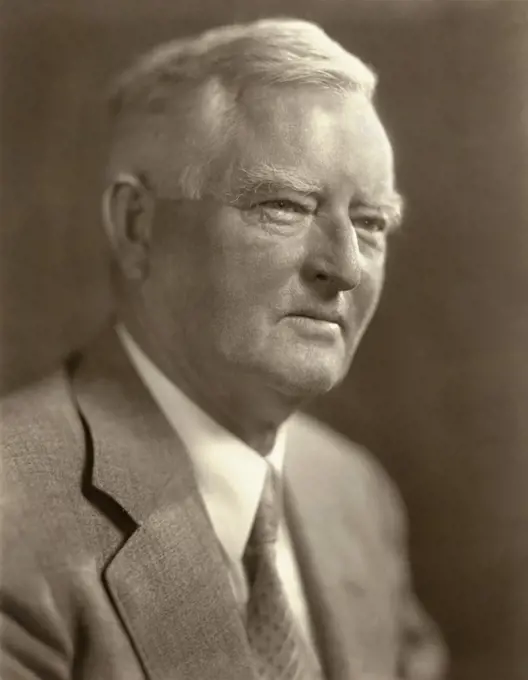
top-left (266, 357), bottom-right (349, 400)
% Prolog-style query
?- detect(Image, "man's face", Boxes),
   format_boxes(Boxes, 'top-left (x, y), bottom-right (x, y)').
top-left (138, 86), bottom-right (399, 399)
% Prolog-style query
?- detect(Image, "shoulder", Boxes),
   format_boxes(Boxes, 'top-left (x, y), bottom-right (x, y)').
top-left (286, 412), bottom-right (406, 537)
top-left (1, 366), bottom-right (84, 470)
top-left (0, 370), bottom-right (88, 670)
top-left (0, 366), bottom-right (86, 532)
top-left (287, 411), bottom-right (394, 488)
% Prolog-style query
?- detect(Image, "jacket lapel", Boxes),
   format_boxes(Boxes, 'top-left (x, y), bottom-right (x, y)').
top-left (72, 329), bottom-right (255, 680)
top-left (105, 482), bottom-right (254, 680)
top-left (284, 417), bottom-right (374, 680)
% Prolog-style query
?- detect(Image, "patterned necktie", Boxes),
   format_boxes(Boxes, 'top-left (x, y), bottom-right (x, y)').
top-left (243, 463), bottom-right (322, 680)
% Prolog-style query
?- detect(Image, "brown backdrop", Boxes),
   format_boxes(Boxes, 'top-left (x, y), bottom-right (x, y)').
top-left (1, 2), bottom-right (527, 679)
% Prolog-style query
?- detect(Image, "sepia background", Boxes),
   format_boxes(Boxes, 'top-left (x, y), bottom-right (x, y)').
top-left (1, 1), bottom-right (527, 679)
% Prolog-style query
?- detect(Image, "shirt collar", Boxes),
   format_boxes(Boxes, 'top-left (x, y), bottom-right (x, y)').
top-left (116, 324), bottom-right (287, 563)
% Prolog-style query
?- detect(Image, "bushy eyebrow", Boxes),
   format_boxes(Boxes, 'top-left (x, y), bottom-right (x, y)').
top-left (220, 163), bottom-right (406, 228)
top-left (384, 191), bottom-right (405, 216)
top-left (385, 192), bottom-right (406, 229)
top-left (224, 164), bottom-right (324, 202)
top-left (355, 191), bottom-right (405, 218)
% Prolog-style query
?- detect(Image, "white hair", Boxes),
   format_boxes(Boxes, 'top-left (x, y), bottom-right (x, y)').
top-left (106, 18), bottom-right (378, 199)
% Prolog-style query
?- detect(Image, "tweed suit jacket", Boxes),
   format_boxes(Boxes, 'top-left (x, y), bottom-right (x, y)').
top-left (0, 329), bottom-right (447, 680)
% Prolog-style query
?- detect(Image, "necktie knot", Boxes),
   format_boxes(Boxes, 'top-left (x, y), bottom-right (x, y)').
top-left (247, 464), bottom-right (281, 552)
top-left (246, 463), bottom-right (281, 552)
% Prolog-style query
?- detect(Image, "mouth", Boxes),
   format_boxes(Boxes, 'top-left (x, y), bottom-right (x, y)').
top-left (287, 310), bottom-right (346, 330)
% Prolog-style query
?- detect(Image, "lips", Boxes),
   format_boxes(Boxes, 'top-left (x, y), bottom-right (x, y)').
top-left (287, 310), bottom-right (345, 328)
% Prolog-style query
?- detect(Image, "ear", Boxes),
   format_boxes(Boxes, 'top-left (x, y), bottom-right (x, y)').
top-left (102, 173), bottom-right (156, 281)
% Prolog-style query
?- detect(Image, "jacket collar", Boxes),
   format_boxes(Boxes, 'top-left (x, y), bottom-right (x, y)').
top-left (72, 325), bottom-right (196, 524)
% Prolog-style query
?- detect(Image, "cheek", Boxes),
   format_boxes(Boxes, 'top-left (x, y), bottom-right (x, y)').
top-left (210, 236), bottom-right (299, 310)
top-left (204, 204), bottom-right (307, 309)
top-left (206, 249), bottom-right (300, 359)
top-left (366, 253), bottom-right (386, 297)
top-left (352, 253), bottom-right (386, 324)
top-left (366, 252), bottom-right (386, 299)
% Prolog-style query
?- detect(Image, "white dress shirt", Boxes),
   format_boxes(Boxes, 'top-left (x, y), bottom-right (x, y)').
top-left (117, 326), bottom-right (316, 648)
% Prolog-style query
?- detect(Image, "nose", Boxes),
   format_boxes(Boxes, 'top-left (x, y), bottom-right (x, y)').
top-left (302, 214), bottom-right (362, 293)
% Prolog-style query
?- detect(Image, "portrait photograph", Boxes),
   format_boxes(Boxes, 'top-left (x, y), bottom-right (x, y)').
top-left (1, 2), bottom-right (527, 679)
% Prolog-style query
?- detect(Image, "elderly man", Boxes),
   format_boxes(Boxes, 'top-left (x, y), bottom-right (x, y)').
top-left (1, 18), bottom-right (447, 680)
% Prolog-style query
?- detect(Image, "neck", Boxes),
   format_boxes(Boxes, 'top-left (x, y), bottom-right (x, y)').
top-left (120, 318), bottom-right (301, 456)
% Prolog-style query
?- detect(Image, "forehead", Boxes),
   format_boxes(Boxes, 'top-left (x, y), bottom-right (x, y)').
top-left (224, 85), bottom-right (395, 201)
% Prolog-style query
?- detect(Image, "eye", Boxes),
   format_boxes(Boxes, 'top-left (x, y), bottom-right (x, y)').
top-left (259, 199), bottom-right (307, 213)
top-left (351, 215), bottom-right (388, 233)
